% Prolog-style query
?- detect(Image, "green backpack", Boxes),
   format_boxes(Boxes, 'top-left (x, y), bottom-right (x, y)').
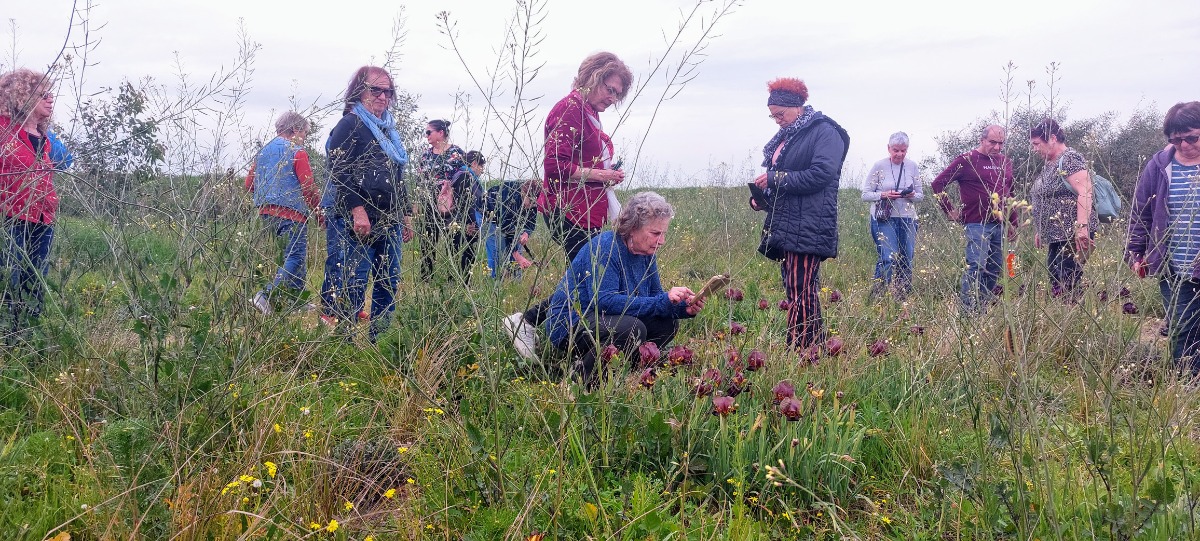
top-left (1057, 154), bottom-right (1122, 223)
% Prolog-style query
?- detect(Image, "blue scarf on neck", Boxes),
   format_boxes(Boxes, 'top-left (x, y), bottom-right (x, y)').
top-left (352, 102), bottom-right (408, 167)
top-left (761, 105), bottom-right (817, 167)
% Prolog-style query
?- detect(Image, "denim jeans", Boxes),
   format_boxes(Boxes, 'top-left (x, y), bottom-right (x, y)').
top-left (486, 222), bottom-right (529, 280)
top-left (261, 215), bottom-right (308, 293)
top-left (2, 219), bottom-right (54, 331)
top-left (322, 214), bottom-right (402, 340)
top-left (870, 217), bottom-right (917, 295)
top-left (1160, 272), bottom-right (1200, 374)
top-left (960, 222), bottom-right (1003, 313)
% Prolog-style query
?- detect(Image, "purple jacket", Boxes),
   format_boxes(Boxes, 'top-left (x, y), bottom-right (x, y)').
top-left (1126, 146), bottom-right (1193, 277)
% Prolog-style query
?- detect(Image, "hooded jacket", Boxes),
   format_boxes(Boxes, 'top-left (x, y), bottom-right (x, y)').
top-left (1126, 146), bottom-right (1197, 278)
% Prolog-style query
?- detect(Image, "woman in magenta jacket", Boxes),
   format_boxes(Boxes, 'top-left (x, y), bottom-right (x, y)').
top-left (506, 52), bottom-right (634, 361)
top-left (0, 68), bottom-right (59, 343)
top-left (538, 51), bottom-right (632, 263)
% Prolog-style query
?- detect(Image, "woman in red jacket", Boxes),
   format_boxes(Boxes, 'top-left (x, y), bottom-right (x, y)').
top-left (539, 51), bottom-right (632, 263)
top-left (0, 68), bottom-right (58, 343)
top-left (506, 52), bottom-right (633, 361)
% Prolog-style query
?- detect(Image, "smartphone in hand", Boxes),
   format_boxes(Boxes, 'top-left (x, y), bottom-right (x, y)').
top-left (612, 158), bottom-right (623, 171)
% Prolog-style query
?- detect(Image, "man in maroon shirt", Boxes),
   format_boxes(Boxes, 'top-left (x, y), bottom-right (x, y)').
top-left (931, 124), bottom-right (1015, 313)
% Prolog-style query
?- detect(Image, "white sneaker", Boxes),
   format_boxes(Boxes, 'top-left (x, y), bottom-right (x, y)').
top-left (503, 312), bottom-right (538, 360)
top-left (250, 291), bottom-right (273, 315)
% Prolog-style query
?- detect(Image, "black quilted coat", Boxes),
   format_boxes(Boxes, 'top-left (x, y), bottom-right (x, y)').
top-left (757, 112), bottom-right (850, 260)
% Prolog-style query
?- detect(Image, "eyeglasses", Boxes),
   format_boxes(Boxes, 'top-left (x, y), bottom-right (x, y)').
top-left (1169, 134), bottom-right (1200, 146)
top-left (366, 85), bottom-right (395, 98)
top-left (41, 91), bottom-right (54, 100)
top-left (768, 112), bottom-right (787, 120)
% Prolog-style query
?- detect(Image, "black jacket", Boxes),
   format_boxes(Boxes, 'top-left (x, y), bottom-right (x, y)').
top-left (326, 114), bottom-right (409, 225)
top-left (758, 113), bottom-right (850, 260)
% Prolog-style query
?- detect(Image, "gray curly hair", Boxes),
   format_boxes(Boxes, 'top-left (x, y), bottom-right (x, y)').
top-left (615, 191), bottom-right (674, 240)
top-left (0, 68), bottom-right (53, 133)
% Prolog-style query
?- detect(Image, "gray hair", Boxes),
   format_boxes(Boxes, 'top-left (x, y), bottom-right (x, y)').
top-left (980, 124), bottom-right (1005, 140)
top-left (615, 191), bottom-right (674, 240)
top-left (275, 111), bottom-right (310, 136)
top-left (888, 131), bottom-right (909, 147)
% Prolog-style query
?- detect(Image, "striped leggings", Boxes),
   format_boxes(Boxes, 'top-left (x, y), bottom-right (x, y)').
top-left (782, 252), bottom-right (824, 352)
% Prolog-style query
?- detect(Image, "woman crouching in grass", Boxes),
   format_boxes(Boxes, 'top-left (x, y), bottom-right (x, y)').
top-left (544, 191), bottom-right (706, 386)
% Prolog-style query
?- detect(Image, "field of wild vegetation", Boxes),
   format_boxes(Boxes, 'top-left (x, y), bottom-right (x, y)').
top-left (3, 180), bottom-right (1199, 540)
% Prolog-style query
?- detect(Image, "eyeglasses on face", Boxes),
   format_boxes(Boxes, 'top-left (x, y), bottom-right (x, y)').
top-left (41, 91), bottom-right (54, 100)
top-left (1169, 134), bottom-right (1200, 146)
top-left (366, 85), bottom-right (395, 98)
top-left (425, 129), bottom-right (437, 136)
top-left (768, 111), bottom-right (787, 120)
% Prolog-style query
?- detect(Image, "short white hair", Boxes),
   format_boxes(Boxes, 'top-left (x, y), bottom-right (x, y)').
top-left (615, 191), bottom-right (674, 239)
top-left (888, 131), bottom-right (909, 148)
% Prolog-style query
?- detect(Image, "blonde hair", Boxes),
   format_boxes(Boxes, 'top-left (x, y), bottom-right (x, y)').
top-left (0, 68), bottom-right (52, 133)
top-left (572, 52), bottom-right (632, 102)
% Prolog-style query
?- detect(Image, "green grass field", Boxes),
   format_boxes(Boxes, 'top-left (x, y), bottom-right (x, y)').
top-left (2, 186), bottom-right (1196, 540)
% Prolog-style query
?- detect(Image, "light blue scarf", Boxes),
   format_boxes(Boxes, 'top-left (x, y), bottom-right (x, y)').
top-left (352, 102), bottom-right (408, 167)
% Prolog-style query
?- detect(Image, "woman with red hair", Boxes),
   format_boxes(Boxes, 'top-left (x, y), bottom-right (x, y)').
top-left (750, 77), bottom-right (850, 360)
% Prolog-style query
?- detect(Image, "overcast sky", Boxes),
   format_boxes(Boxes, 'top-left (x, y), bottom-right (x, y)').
top-left (4, 0), bottom-right (1197, 188)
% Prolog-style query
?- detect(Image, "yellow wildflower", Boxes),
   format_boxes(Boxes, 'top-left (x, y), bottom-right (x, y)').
top-left (326, 519), bottom-right (339, 533)
top-left (273, 423), bottom-right (282, 434)
top-left (406, 478), bottom-right (416, 485)
top-left (384, 488), bottom-right (396, 499)
top-left (264, 461), bottom-right (277, 478)
top-left (344, 501), bottom-right (354, 511)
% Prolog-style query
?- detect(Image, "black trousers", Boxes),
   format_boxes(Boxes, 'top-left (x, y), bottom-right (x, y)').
top-left (560, 313), bottom-right (678, 384)
top-left (449, 228), bottom-right (478, 284)
top-left (417, 201), bottom-right (444, 280)
top-left (522, 211), bottom-right (599, 326)
top-left (1046, 240), bottom-right (1085, 301)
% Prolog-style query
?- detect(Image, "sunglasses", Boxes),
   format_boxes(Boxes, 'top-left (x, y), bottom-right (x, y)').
top-left (41, 91), bottom-right (54, 100)
top-left (1169, 134), bottom-right (1200, 146)
top-left (425, 129), bottom-right (437, 136)
top-left (366, 85), bottom-right (395, 98)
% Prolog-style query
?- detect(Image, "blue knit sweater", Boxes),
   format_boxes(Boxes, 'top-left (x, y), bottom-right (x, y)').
top-left (545, 230), bottom-right (693, 347)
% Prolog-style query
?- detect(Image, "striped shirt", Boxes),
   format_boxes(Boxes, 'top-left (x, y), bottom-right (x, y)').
top-left (1167, 161), bottom-right (1200, 273)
